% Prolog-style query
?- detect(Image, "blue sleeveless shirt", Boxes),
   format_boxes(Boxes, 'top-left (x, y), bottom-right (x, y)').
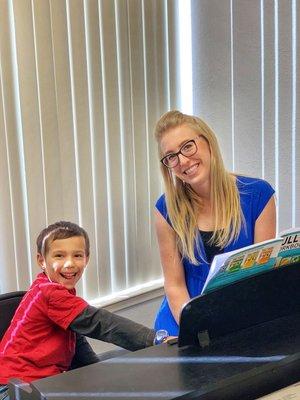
top-left (154, 176), bottom-right (275, 335)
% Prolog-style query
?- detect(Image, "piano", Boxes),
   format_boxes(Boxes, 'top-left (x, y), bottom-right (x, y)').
top-left (9, 261), bottom-right (300, 400)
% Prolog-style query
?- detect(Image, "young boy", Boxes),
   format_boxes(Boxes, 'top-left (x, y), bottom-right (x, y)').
top-left (0, 221), bottom-right (167, 396)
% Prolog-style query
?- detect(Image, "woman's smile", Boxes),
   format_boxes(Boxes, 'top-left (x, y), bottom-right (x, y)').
top-left (183, 162), bottom-right (200, 175)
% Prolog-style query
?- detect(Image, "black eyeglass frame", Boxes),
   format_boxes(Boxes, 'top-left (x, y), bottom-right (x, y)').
top-left (160, 139), bottom-right (198, 168)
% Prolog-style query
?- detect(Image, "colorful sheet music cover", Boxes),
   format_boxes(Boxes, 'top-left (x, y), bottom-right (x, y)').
top-left (202, 227), bottom-right (300, 295)
top-left (276, 228), bottom-right (300, 267)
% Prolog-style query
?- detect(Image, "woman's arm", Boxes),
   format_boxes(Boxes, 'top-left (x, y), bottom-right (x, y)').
top-left (155, 210), bottom-right (190, 324)
top-left (254, 195), bottom-right (276, 243)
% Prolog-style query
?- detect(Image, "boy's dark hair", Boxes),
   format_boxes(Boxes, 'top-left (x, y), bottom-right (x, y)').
top-left (36, 221), bottom-right (90, 257)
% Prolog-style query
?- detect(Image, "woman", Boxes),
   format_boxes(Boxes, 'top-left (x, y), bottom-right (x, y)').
top-left (154, 110), bottom-right (276, 335)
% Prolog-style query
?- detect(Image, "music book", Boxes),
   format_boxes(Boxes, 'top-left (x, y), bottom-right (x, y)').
top-left (201, 227), bottom-right (300, 295)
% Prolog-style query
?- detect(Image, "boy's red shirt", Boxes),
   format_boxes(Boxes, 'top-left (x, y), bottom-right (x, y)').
top-left (0, 273), bottom-right (88, 383)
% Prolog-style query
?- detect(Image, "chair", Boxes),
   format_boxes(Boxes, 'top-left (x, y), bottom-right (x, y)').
top-left (0, 291), bottom-right (26, 340)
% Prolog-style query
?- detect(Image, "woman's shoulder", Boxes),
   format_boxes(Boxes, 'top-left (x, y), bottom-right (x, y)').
top-left (235, 175), bottom-right (275, 219)
top-left (155, 193), bottom-right (167, 212)
top-left (235, 174), bottom-right (274, 194)
top-left (155, 193), bottom-right (172, 226)
top-left (156, 192), bottom-right (166, 203)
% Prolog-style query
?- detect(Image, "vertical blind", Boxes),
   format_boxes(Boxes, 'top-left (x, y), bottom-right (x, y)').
top-left (0, 0), bottom-right (181, 299)
top-left (1, 0), bottom-right (299, 300)
top-left (191, 0), bottom-right (299, 231)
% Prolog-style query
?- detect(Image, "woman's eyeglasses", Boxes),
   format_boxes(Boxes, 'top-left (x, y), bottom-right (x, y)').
top-left (160, 139), bottom-right (198, 168)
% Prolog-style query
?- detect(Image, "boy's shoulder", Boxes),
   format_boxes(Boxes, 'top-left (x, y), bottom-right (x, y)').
top-left (30, 273), bottom-right (76, 300)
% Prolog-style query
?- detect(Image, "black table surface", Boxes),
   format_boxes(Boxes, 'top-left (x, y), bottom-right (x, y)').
top-left (11, 312), bottom-right (300, 400)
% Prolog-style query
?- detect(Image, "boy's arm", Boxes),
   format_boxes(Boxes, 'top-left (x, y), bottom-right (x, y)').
top-left (69, 305), bottom-right (156, 351)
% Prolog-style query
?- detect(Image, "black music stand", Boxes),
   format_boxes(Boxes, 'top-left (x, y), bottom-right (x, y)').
top-left (179, 261), bottom-right (300, 347)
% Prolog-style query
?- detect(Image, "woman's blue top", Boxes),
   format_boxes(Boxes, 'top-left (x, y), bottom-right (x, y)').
top-left (154, 175), bottom-right (275, 335)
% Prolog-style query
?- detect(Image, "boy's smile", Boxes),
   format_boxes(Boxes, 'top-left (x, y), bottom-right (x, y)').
top-left (37, 236), bottom-right (88, 289)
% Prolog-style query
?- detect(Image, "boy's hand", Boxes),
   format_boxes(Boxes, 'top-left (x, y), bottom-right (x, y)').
top-left (153, 330), bottom-right (178, 345)
top-left (165, 336), bottom-right (178, 345)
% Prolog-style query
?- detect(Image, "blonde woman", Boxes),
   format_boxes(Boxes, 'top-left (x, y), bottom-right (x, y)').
top-left (154, 110), bottom-right (276, 335)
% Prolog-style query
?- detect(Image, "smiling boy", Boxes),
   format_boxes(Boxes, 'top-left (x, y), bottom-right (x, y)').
top-left (0, 221), bottom-right (159, 389)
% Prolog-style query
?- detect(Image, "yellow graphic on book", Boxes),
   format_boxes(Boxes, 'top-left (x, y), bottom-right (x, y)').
top-left (226, 255), bottom-right (244, 272)
top-left (256, 247), bottom-right (273, 264)
top-left (241, 251), bottom-right (259, 268)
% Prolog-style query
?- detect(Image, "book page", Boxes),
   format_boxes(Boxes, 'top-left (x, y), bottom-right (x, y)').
top-left (202, 238), bottom-right (283, 295)
top-left (276, 227), bottom-right (300, 268)
top-left (201, 250), bottom-right (236, 294)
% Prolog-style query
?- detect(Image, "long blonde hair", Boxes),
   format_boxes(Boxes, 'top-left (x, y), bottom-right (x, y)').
top-left (155, 110), bottom-right (243, 264)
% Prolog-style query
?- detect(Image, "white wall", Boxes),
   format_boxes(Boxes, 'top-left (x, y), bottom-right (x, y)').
top-left (191, 0), bottom-right (300, 231)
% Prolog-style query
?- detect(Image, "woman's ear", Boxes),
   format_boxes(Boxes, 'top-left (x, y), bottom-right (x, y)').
top-left (37, 253), bottom-right (46, 270)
